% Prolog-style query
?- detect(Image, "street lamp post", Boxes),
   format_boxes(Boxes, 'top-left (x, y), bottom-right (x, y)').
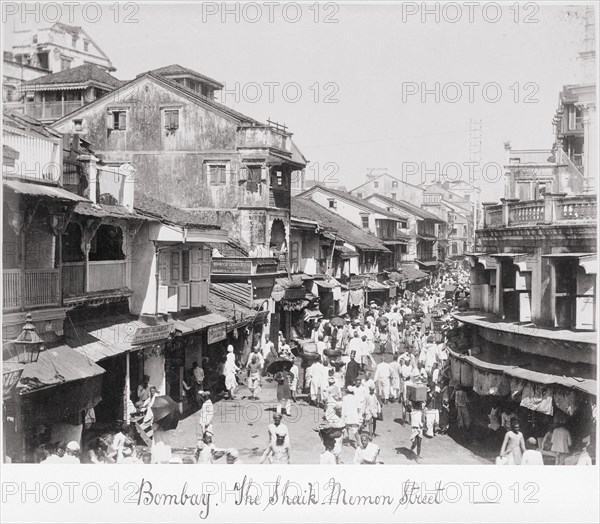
top-left (6, 314), bottom-right (45, 364)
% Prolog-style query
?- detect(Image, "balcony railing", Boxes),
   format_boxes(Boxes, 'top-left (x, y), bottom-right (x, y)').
top-left (24, 101), bottom-right (84, 120)
top-left (88, 260), bottom-right (127, 292)
top-left (557, 195), bottom-right (597, 220)
top-left (483, 194), bottom-right (597, 229)
top-left (508, 200), bottom-right (545, 225)
top-left (237, 125), bottom-right (291, 154)
top-left (3, 269), bottom-right (60, 310)
top-left (62, 262), bottom-right (85, 297)
top-left (212, 257), bottom-right (279, 276)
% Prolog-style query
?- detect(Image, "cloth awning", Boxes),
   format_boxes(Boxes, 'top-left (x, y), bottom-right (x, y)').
top-left (383, 240), bottom-right (409, 246)
top-left (416, 260), bottom-right (439, 267)
top-left (174, 313), bottom-right (228, 334)
top-left (448, 346), bottom-right (596, 397)
top-left (314, 278), bottom-right (341, 289)
top-left (15, 345), bottom-right (105, 393)
top-left (303, 308), bottom-right (323, 321)
top-left (334, 245), bottom-right (359, 258)
top-left (4, 179), bottom-right (89, 202)
top-left (367, 281), bottom-right (389, 291)
top-left (211, 282), bottom-right (254, 309)
top-left (208, 289), bottom-right (257, 329)
top-left (542, 253), bottom-right (597, 274)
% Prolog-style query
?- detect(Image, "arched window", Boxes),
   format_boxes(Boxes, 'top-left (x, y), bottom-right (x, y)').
top-left (89, 225), bottom-right (125, 261)
top-left (62, 223), bottom-right (84, 262)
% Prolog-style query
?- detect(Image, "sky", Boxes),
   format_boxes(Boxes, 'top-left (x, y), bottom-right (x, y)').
top-left (3, 2), bottom-right (595, 202)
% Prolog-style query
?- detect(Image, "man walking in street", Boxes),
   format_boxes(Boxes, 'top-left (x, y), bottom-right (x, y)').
top-left (344, 351), bottom-right (361, 388)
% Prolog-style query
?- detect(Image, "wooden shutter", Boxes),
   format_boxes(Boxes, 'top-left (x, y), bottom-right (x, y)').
top-left (167, 285), bottom-right (178, 312)
top-left (178, 284), bottom-right (190, 309)
top-left (576, 296), bottom-right (595, 330)
top-left (107, 111), bottom-right (114, 129)
top-left (170, 251), bottom-right (180, 283)
top-left (158, 250), bottom-right (169, 284)
top-left (119, 111), bottom-right (127, 130)
top-left (157, 284), bottom-right (168, 313)
top-left (519, 292), bottom-right (531, 322)
top-left (190, 248), bottom-right (202, 281)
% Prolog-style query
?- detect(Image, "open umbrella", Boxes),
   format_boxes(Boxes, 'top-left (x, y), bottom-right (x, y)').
top-left (329, 317), bottom-right (346, 327)
top-left (266, 358), bottom-right (294, 375)
top-left (151, 395), bottom-right (180, 431)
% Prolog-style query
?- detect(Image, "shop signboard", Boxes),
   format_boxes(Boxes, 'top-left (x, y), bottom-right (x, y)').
top-left (207, 323), bottom-right (227, 344)
top-left (131, 323), bottom-right (174, 345)
top-left (348, 276), bottom-right (367, 290)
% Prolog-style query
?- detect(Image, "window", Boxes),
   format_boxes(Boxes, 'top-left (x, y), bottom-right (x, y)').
top-left (32, 35), bottom-right (38, 44)
top-left (181, 250), bottom-right (190, 283)
top-left (208, 164), bottom-right (227, 185)
top-left (392, 181), bottom-right (398, 188)
top-left (290, 241), bottom-right (299, 263)
top-left (73, 119), bottom-right (83, 132)
top-left (361, 216), bottom-right (369, 228)
top-left (400, 221), bottom-right (408, 228)
top-left (374, 181), bottom-right (379, 188)
top-left (328, 199), bottom-right (337, 209)
top-left (164, 109), bottom-right (180, 130)
top-left (463, 225), bottom-right (468, 237)
top-left (84, 41), bottom-right (89, 52)
top-left (110, 110), bottom-right (127, 130)
top-left (72, 35), bottom-right (77, 48)
top-left (452, 242), bottom-right (458, 255)
top-left (391, 193), bottom-right (397, 200)
top-left (246, 165), bottom-right (261, 192)
top-left (60, 57), bottom-right (71, 71)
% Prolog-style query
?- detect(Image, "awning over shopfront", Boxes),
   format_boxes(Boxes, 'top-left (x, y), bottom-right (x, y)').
top-left (367, 281), bottom-right (390, 291)
top-left (173, 312), bottom-right (228, 335)
top-left (303, 308), bottom-right (323, 321)
top-left (211, 282), bottom-right (255, 309)
top-left (3, 178), bottom-right (89, 202)
top-left (334, 245), bottom-right (359, 258)
top-left (16, 345), bottom-right (105, 393)
top-left (448, 346), bottom-right (596, 417)
top-left (416, 260), bottom-right (439, 267)
top-left (208, 290), bottom-right (257, 330)
top-left (67, 316), bottom-right (173, 360)
top-left (542, 253), bottom-right (597, 274)
top-left (314, 278), bottom-right (341, 289)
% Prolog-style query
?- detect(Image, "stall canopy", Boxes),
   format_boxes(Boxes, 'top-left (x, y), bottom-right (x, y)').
top-left (16, 345), bottom-right (105, 393)
top-left (334, 245), bottom-right (359, 258)
top-left (367, 281), bottom-right (389, 291)
top-left (174, 312), bottom-right (228, 335)
top-left (67, 315), bottom-right (172, 361)
top-left (314, 278), bottom-right (341, 289)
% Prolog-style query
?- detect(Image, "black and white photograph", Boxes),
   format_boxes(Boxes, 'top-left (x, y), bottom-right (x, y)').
top-left (1, 1), bottom-right (598, 522)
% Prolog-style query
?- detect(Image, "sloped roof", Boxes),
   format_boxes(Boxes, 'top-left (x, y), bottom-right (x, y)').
top-left (351, 172), bottom-right (423, 192)
top-left (3, 109), bottom-right (61, 140)
top-left (301, 184), bottom-right (402, 220)
top-left (365, 193), bottom-right (444, 222)
top-left (151, 64), bottom-right (224, 89)
top-left (134, 193), bottom-right (220, 229)
top-left (23, 63), bottom-right (123, 89)
top-left (291, 198), bottom-right (389, 252)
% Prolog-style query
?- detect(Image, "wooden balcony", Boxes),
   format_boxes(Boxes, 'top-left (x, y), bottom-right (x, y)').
top-left (3, 269), bottom-right (60, 311)
top-left (236, 125), bottom-right (292, 155)
top-left (23, 101), bottom-right (84, 121)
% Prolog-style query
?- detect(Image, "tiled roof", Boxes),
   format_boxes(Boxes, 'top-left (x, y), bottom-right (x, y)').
top-left (208, 241), bottom-right (248, 257)
top-left (134, 193), bottom-right (220, 229)
top-left (3, 109), bottom-right (61, 139)
top-left (149, 72), bottom-right (260, 125)
top-left (366, 193), bottom-right (444, 222)
top-left (302, 184), bottom-right (402, 220)
top-left (23, 64), bottom-right (123, 89)
top-left (151, 64), bottom-right (224, 88)
top-left (291, 197), bottom-right (389, 252)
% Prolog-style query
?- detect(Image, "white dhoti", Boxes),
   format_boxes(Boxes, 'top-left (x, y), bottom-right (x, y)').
top-left (377, 377), bottom-right (391, 399)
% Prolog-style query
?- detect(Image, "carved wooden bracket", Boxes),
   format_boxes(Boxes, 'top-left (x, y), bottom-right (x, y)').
top-left (81, 218), bottom-right (102, 255)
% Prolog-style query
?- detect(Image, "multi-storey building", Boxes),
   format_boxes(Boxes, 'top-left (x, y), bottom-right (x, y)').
top-left (3, 22), bottom-right (114, 103)
top-left (298, 184), bottom-right (409, 269)
top-left (452, 21), bottom-right (597, 454)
